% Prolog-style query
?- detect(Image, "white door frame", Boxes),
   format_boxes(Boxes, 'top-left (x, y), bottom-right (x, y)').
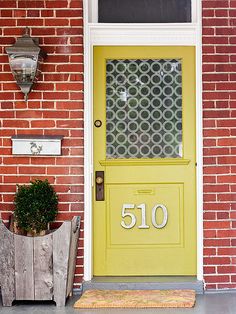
top-left (83, 0), bottom-right (203, 281)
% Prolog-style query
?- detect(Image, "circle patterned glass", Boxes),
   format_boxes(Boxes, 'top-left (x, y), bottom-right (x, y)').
top-left (106, 59), bottom-right (183, 159)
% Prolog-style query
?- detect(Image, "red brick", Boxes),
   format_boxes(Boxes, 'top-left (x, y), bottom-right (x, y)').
top-left (218, 248), bottom-right (236, 255)
top-left (217, 229), bottom-right (236, 237)
top-left (202, 46), bottom-right (215, 54)
top-left (203, 139), bottom-right (216, 146)
top-left (203, 73), bottom-right (229, 82)
top-left (57, 64), bottom-right (84, 72)
top-left (43, 111), bottom-right (69, 119)
top-left (45, 19), bottom-right (69, 26)
top-left (203, 18), bottom-right (229, 26)
top-left (56, 10), bottom-right (83, 18)
top-left (27, 10), bottom-right (40, 17)
top-left (70, 0), bottom-right (83, 8)
top-left (1, 9), bottom-right (13, 16)
top-left (216, 64), bottom-right (236, 72)
top-left (70, 19), bottom-right (83, 27)
top-left (204, 148), bottom-right (229, 156)
top-left (55, 83), bottom-right (84, 91)
top-left (204, 275), bottom-right (230, 283)
top-left (56, 120), bottom-right (83, 128)
top-left (16, 111), bottom-right (42, 119)
top-left (204, 239), bottom-right (230, 246)
top-left (217, 212), bottom-right (229, 219)
top-left (218, 193), bottom-right (236, 201)
top-left (204, 256), bottom-right (231, 266)
top-left (216, 101), bottom-right (229, 108)
top-left (31, 157), bottom-right (56, 165)
top-left (17, 18), bottom-right (43, 26)
top-left (41, 10), bottom-right (54, 17)
top-left (0, 167), bottom-right (17, 174)
top-left (215, 9), bottom-right (229, 17)
top-left (18, 167), bottom-right (46, 175)
top-left (45, 0), bottom-right (68, 8)
top-left (43, 92), bottom-right (69, 100)
top-left (204, 221), bottom-right (230, 229)
top-left (218, 138), bottom-right (236, 146)
top-left (204, 266), bottom-right (216, 274)
top-left (32, 28), bottom-right (55, 36)
top-left (57, 101), bottom-right (83, 110)
top-left (204, 194), bottom-right (216, 202)
top-left (202, 26), bottom-right (215, 35)
top-left (204, 167), bottom-right (230, 175)
top-left (217, 175), bottom-right (236, 183)
top-left (4, 176), bottom-right (31, 183)
top-left (3, 120), bottom-right (29, 128)
top-left (56, 157), bottom-right (83, 166)
top-left (204, 202), bottom-right (230, 211)
top-left (31, 120), bottom-right (55, 128)
top-left (0, 1), bottom-right (16, 8)
top-left (47, 167), bottom-right (69, 175)
top-left (18, 1), bottom-right (44, 8)
top-left (204, 248), bottom-right (217, 256)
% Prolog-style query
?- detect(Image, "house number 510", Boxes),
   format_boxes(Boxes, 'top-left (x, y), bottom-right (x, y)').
top-left (121, 203), bottom-right (168, 229)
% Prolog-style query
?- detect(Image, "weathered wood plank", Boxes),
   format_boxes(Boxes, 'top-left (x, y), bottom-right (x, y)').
top-left (34, 234), bottom-right (53, 300)
top-left (0, 221), bottom-right (15, 306)
top-left (66, 216), bottom-right (80, 297)
top-left (14, 234), bottom-right (34, 300)
top-left (53, 221), bottom-right (71, 306)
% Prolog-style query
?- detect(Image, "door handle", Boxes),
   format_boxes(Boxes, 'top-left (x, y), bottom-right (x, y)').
top-left (95, 171), bottom-right (104, 201)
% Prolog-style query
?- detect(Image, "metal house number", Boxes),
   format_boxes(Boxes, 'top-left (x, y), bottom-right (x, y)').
top-left (121, 203), bottom-right (168, 229)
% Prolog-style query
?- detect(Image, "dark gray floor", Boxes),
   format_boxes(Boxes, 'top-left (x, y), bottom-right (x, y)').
top-left (1, 292), bottom-right (236, 314)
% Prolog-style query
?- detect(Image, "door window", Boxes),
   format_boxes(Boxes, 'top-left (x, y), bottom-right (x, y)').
top-left (106, 59), bottom-right (183, 159)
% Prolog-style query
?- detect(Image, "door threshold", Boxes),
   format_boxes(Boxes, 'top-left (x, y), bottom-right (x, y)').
top-left (82, 276), bottom-right (204, 294)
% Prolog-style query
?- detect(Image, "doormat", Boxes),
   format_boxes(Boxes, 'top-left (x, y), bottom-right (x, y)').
top-left (74, 289), bottom-right (196, 308)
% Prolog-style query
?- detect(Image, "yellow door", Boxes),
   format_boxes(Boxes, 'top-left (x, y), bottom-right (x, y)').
top-left (93, 46), bottom-right (196, 276)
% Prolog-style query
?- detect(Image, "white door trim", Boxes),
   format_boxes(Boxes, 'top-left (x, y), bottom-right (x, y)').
top-left (83, 0), bottom-right (203, 281)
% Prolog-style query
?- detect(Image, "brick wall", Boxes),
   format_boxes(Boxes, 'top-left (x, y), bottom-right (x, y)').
top-left (0, 0), bottom-right (84, 288)
top-left (202, 0), bottom-right (236, 289)
top-left (1, 0), bottom-right (236, 291)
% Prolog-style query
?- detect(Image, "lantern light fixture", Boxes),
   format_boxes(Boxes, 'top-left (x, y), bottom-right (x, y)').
top-left (5, 27), bottom-right (47, 101)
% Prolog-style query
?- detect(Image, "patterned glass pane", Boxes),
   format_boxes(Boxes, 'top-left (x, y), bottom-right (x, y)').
top-left (106, 59), bottom-right (182, 159)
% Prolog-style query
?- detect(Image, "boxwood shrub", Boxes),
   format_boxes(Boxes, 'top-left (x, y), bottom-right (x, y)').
top-left (14, 179), bottom-right (58, 234)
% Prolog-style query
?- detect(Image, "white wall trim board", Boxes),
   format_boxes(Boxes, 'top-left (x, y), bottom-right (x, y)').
top-left (83, 0), bottom-right (203, 282)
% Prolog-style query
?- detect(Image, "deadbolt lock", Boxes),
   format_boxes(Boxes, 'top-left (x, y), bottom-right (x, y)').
top-left (94, 119), bottom-right (102, 128)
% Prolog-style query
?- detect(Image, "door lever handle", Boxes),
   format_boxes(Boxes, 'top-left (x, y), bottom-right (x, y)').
top-left (95, 171), bottom-right (104, 201)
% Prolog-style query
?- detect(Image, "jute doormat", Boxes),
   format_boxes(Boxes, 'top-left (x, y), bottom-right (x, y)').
top-left (74, 289), bottom-right (196, 308)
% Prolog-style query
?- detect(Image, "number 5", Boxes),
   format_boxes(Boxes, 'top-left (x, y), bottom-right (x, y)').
top-left (121, 204), bottom-right (136, 229)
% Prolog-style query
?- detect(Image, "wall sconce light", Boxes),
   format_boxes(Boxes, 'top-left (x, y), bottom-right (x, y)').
top-left (5, 27), bottom-right (47, 101)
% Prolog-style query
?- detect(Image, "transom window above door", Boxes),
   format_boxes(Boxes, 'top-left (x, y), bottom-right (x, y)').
top-left (98, 0), bottom-right (192, 23)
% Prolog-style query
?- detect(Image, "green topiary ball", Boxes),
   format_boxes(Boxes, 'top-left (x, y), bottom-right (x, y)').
top-left (14, 179), bottom-right (58, 234)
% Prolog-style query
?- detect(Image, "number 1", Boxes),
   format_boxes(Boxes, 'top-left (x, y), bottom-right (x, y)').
top-left (137, 203), bottom-right (150, 229)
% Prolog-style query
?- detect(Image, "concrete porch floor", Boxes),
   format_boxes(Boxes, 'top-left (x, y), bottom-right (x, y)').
top-left (1, 292), bottom-right (236, 314)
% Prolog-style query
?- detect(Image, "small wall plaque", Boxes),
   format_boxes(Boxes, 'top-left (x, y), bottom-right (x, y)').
top-left (11, 135), bottom-right (63, 156)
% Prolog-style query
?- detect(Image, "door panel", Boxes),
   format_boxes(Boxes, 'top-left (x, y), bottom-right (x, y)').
top-left (93, 46), bottom-right (196, 276)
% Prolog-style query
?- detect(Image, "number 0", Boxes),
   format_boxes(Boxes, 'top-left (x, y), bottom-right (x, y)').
top-left (152, 204), bottom-right (168, 229)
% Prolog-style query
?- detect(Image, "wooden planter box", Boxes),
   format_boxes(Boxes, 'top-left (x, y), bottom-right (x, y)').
top-left (0, 216), bottom-right (80, 307)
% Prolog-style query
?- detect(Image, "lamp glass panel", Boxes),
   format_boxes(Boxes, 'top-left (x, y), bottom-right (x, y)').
top-left (10, 55), bottom-right (37, 83)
